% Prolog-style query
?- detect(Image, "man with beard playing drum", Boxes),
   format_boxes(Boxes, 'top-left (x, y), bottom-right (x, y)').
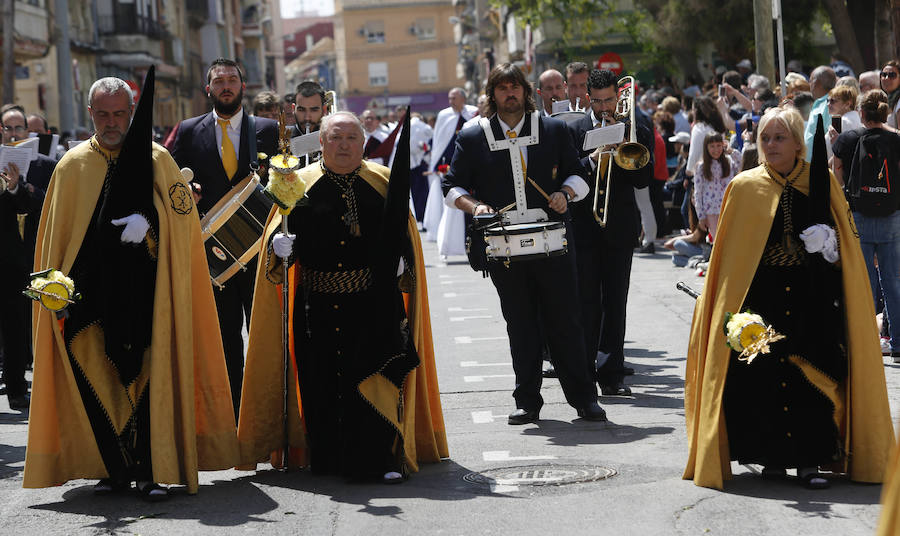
top-left (443, 63), bottom-right (605, 424)
top-left (171, 58), bottom-right (278, 417)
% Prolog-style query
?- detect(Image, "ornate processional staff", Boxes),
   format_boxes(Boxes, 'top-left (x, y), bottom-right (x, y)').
top-left (263, 110), bottom-right (306, 470)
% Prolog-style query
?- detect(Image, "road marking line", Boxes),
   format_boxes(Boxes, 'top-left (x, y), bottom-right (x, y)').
top-left (443, 292), bottom-right (478, 298)
top-left (464, 374), bottom-right (515, 382)
top-left (455, 335), bottom-right (507, 344)
top-left (483, 450), bottom-right (557, 462)
top-left (448, 306), bottom-right (489, 312)
top-left (460, 361), bottom-right (509, 367)
top-left (440, 280), bottom-right (471, 285)
top-left (471, 411), bottom-right (507, 423)
top-left (450, 315), bottom-right (492, 322)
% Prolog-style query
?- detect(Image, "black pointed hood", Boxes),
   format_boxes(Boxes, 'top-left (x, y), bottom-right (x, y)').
top-left (809, 114), bottom-right (831, 225)
top-left (100, 65), bottom-right (156, 222)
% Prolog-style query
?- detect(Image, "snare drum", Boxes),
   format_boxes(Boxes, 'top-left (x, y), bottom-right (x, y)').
top-left (484, 221), bottom-right (567, 263)
top-left (200, 174), bottom-right (274, 288)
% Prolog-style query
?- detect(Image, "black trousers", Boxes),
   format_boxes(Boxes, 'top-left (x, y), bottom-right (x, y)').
top-left (0, 272), bottom-right (28, 397)
top-left (213, 262), bottom-right (256, 418)
top-left (575, 240), bottom-right (633, 384)
top-left (649, 180), bottom-right (668, 238)
top-left (488, 251), bottom-right (597, 412)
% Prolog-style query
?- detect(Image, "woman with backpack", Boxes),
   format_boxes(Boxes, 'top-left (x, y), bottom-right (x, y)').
top-left (833, 89), bottom-right (900, 362)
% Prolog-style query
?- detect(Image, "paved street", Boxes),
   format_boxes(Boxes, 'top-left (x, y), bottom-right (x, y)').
top-left (1, 238), bottom-right (898, 535)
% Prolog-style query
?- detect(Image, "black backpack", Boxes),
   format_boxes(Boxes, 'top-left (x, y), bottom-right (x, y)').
top-left (847, 129), bottom-right (900, 217)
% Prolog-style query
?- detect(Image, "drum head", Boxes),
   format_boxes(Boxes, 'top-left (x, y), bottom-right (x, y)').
top-left (485, 221), bottom-right (565, 235)
top-left (550, 111), bottom-right (587, 124)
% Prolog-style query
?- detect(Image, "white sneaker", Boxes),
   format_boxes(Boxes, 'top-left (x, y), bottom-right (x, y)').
top-left (881, 337), bottom-right (892, 356)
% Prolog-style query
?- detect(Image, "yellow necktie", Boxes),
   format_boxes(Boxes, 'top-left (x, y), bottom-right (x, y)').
top-left (506, 129), bottom-right (526, 175)
top-left (17, 213), bottom-right (25, 240)
top-left (218, 118), bottom-right (238, 179)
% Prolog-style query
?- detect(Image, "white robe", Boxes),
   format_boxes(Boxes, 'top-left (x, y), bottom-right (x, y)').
top-left (436, 115), bottom-right (480, 257)
top-left (423, 104), bottom-right (478, 241)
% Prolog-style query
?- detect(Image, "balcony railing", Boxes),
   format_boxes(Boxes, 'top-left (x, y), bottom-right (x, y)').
top-left (97, 14), bottom-right (163, 39)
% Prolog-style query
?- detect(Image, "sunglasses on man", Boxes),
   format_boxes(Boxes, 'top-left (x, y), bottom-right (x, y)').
top-left (881, 71), bottom-right (898, 79)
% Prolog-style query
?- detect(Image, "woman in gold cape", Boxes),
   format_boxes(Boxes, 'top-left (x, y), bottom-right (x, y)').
top-left (24, 139), bottom-right (239, 494)
top-left (683, 108), bottom-right (893, 490)
top-left (237, 159), bottom-right (448, 474)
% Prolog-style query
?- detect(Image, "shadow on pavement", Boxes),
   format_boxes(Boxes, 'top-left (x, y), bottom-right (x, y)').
top-left (722, 471), bottom-right (883, 518)
top-left (31, 475), bottom-right (280, 531)
top-left (522, 420), bottom-right (675, 447)
top-left (244, 457), bottom-right (506, 515)
top-left (0, 443), bottom-right (25, 479)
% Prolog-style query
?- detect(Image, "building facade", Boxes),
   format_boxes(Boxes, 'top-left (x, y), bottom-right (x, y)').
top-left (334, 0), bottom-right (463, 115)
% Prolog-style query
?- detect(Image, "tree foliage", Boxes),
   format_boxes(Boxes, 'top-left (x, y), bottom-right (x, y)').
top-left (493, 0), bottom-right (824, 76)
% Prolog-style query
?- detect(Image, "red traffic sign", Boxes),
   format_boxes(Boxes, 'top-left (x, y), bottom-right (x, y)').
top-left (126, 79), bottom-right (140, 104)
top-left (597, 52), bottom-right (624, 76)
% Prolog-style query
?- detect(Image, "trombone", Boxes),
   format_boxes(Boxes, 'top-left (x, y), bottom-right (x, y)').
top-left (592, 75), bottom-right (651, 226)
top-left (324, 90), bottom-right (339, 115)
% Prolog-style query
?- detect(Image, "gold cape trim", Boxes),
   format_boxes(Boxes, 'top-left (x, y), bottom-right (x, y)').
top-left (24, 140), bottom-right (239, 493)
top-left (237, 160), bottom-right (449, 471)
top-left (682, 162), bottom-right (894, 490)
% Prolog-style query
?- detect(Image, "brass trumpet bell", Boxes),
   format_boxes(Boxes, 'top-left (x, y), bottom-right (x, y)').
top-left (614, 141), bottom-right (651, 170)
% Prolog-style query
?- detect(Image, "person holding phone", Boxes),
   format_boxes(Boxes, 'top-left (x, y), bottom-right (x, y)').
top-left (826, 85), bottom-right (861, 151)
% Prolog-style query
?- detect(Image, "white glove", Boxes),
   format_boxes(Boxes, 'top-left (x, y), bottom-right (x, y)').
top-left (111, 214), bottom-right (150, 244)
top-left (272, 232), bottom-right (295, 259)
top-left (397, 257), bottom-right (405, 276)
top-left (800, 224), bottom-right (839, 263)
top-left (799, 224), bottom-right (831, 253)
top-left (821, 234), bottom-right (840, 263)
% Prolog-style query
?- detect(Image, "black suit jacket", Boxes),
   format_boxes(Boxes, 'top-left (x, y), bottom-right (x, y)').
top-left (22, 154), bottom-right (56, 258)
top-left (171, 110), bottom-right (278, 215)
top-left (567, 111), bottom-right (653, 248)
top-left (442, 114), bottom-right (586, 221)
top-left (0, 185), bottom-right (36, 278)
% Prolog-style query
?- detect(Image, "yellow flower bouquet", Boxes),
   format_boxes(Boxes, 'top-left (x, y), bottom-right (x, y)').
top-left (23, 269), bottom-right (79, 312)
top-left (264, 153), bottom-right (306, 215)
top-left (723, 310), bottom-right (786, 364)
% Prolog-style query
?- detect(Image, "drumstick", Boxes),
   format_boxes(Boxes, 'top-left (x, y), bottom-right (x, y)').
top-left (526, 177), bottom-right (552, 201)
top-left (498, 202), bottom-right (516, 213)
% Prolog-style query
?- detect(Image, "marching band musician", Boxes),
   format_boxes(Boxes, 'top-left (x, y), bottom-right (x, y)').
top-left (567, 69), bottom-right (653, 397)
top-left (537, 69), bottom-right (567, 117)
top-left (564, 62), bottom-right (590, 113)
top-left (238, 111), bottom-right (447, 482)
top-left (443, 63), bottom-right (605, 425)
top-left (24, 70), bottom-right (238, 499)
top-left (291, 80), bottom-right (327, 137)
top-left (171, 58), bottom-right (278, 417)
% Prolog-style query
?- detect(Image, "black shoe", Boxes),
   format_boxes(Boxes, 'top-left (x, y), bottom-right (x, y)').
top-left (576, 401), bottom-right (607, 421)
top-left (508, 408), bottom-right (540, 425)
top-left (637, 242), bottom-right (655, 254)
top-left (599, 382), bottom-right (632, 396)
top-left (136, 481), bottom-right (169, 502)
top-left (94, 478), bottom-right (131, 495)
top-left (8, 393), bottom-right (30, 410)
top-left (623, 367), bottom-right (635, 376)
top-left (799, 470), bottom-right (830, 490)
top-left (542, 364), bottom-right (557, 378)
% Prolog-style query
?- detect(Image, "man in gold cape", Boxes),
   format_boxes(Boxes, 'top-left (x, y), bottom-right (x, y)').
top-left (237, 111), bottom-right (447, 478)
top-left (683, 156), bottom-right (894, 489)
top-left (24, 69), bottom-right (238, 495)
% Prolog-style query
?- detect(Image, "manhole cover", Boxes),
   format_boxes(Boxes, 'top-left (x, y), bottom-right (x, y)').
top-left (463, 464), bottom-right (616, 487)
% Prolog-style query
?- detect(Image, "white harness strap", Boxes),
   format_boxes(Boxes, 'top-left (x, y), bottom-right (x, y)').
top-left (480, 112), bottom-right (546, 224)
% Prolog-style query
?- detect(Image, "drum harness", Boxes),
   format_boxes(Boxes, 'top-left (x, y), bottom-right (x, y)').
top-left (202, 116), bottom-right (265, 289)
top-left (477, 111), bottom-right (559, 266)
